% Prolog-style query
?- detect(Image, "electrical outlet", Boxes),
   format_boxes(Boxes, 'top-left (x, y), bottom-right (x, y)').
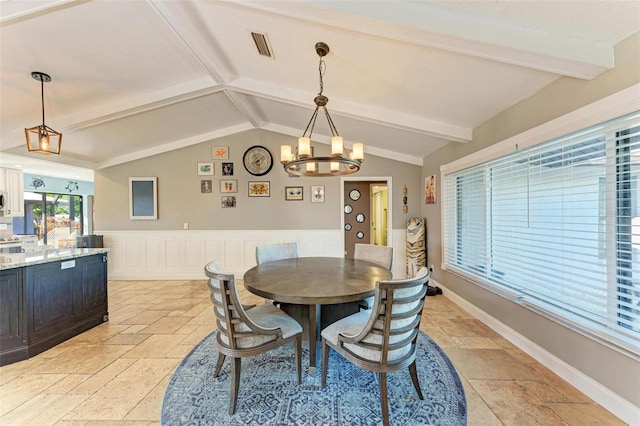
top-left (183, 222), bottom-right (189, 230)
top-left (429, 264), bottom-right (434, 272)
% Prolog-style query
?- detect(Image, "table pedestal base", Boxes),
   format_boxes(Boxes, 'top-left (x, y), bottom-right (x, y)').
top-left (279, 301), bottom-right (361, 375)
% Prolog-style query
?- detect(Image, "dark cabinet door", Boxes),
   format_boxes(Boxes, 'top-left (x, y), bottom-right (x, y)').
top-left (76, 254), bottom-right (108, 320)
top-left (0, 268), bottom-right (26, 357)
top-left (27, 260), bottom-right (76, 342)
top-left (26, 254), bottom-right (108, 348)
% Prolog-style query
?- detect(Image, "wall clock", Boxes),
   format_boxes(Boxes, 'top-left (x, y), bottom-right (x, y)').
top-left (243, 145), bottom-right (273, 176)
top-left (349, 189), bottom-right (361, 201)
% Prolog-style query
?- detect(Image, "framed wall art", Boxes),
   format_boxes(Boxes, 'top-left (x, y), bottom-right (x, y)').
top-left (220, 179), bottom-right (238, 193)
top-left (197, 162), bottom-right (214, 175)
top-left (248, 181), bottom-right (270, 197)
top-left (221, 196), bottom-right (236, 208)
top-left (285, 186), bottom-right (303, 201)
top-left (311, 185), bottom-right (325, 203)
top-left (129, 177), bottom-right (157, 220)
top-left (221, 162), bottom-right (234, 176)
top-left (212, 146), bottom-right (229, 160)
top-left (201, 179), bottom-right (212, 193)
top-left (425, 175), bottom-right (436, 204)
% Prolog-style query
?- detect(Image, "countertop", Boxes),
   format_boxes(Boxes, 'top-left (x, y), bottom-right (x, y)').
top-left (0, 248), bottom-right (110, 270)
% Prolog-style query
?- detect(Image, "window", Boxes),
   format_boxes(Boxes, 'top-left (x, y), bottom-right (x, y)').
top-left (443, 111), bottom-right (640, 354)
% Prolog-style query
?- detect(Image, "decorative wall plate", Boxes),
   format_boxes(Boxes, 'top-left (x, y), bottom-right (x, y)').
top-left (356, 213), bottom-right (365, 223)
top-left (344, 204), bottom-right (353, 214)
top-left (349, 189), bottom-right (361, 201)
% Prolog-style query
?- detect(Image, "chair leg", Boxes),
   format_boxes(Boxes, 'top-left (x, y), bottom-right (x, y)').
top-left (213, 353), bottom-right (226, 377)
top-left (295, 334), bottom-right (302, 384)
top-left (409, 360), bottom-right (424, 400)
top-left (379, 372), bottom-right (389, 426)
top-left (321, 338), bottom-right (329, 388)
top-left (229, 357), bottom-right (241, 415)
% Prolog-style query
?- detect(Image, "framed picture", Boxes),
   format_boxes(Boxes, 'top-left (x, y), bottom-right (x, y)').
top-left (212, 146), bottom-right (229, 160)
top-left (311, 185), bottom-right (325, 203)
top-left (221, 162), bottom-right (234, 176)
top-left (220, 179), bottom-right (238, 193)
top-left (201, 179), bottom-right (212, 193)
top-left (286, 186), bottom-right (303, 201)
top-left (221, 196), bottom-right (236, 208)
top-left (129, 177), bottom-right (157, 220)
top-left (425, 175), bottom-right (436, 204)
top-left (197, 162), bottom-right (214, 175)
top-left (248, 181), bottom-right (270, 197)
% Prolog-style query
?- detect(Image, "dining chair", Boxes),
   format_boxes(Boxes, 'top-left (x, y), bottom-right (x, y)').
top-left (354, 243), bottom-right (394, 309)
top-left (205, 261), bottom-right (302, 415)
top-left (320, 266), bottom-right (430, 426)
top-left (256, 242), bottom-right (298, 305)
top-left (255, 242), bottom-right (298, 264)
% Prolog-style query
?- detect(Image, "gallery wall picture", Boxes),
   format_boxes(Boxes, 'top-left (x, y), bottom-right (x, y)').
top-left (311, 185), bottom-right (325, 203)
top-left (197, 162), bottom-right (214, 175)
top-left (220, 179), bottom-right (237, 193)
top-left (212, 146), bottom-right (229, 159)
top-left (285, 186), bottom-right (303, 201)
top-left (425, 175), bottom-right (436, 204)
top-left (201, 180), bottom-right (212, 193)
top-left (222, 162), bottom-right (233, 176)
top-left (222, 196), bottom-right (236, 208)
top-left (248, 181), bottom-right (270, 197)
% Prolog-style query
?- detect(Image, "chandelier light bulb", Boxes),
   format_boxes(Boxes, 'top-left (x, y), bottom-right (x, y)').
top-left (352, 143), bottom-right (364, 161)
top-left (331, 136), bottom-right (343, 156)
top-left (298, 137), bottom-right (311, 157)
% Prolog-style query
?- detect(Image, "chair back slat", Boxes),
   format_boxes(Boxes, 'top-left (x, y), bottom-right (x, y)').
top-left (337, 267), bottom-right (430, 367)
top-left (206, 265), bottom-right (282, 351)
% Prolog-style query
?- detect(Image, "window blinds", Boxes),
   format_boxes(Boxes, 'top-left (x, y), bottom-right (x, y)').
top-left (443, 111), bottom-right (640, 354)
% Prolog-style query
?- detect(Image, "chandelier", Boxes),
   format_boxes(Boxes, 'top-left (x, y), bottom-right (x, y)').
top-left (280, 42), bottom-right (363, 177)
top-left (25, 71), bottom-right (62, 155)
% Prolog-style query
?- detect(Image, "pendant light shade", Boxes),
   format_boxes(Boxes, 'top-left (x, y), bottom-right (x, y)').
top-left (25, 71), bottom-right (62, 155)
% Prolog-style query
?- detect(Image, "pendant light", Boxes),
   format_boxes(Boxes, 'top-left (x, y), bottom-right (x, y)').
top-left (25, 71), bottom-right (62, 155)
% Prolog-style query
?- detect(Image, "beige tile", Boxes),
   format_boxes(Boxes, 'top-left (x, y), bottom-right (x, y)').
top-left (45, 374), bottom-right (91, 394)
top-left (69, 358), bottom-right (137, 395)
top-left (0, 373), bottom-right (68, 416)
top-left (459, 377), bottom-right (502, 426)
top-left (103, 333), bottom-right (151, 346)
top-left (439, 318), bottom-right (501, 338)
top-left (548, 402), bottom-right (626, 426)
top-left (0, 393), bottom-right (89, 426)
top-left (63, 358), bottom-right (178, 421)
top-left (446, 348), bottom-right (541, 380)
top-left (120, 334), bottom-right (186, 359)
top-left (122, 310), bottom-right (174, 326)
top-left (527, 363), bottom-right (593, 404)
top-left (469, 379), bottom-right (567, 425)
top-left (32, 344), bottom-right (135, 374)
top-left (0, 356), bottom-right (49, 386)
top-left (451, 336), bottom-right (503, 349)
top-left (139, 316), bottom-right (192, 334)
top-left (124, 374), bottom-right (172, 421)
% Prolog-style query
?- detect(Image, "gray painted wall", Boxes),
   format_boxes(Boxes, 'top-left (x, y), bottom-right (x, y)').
top-left (422, 33), bottom-right (640, 407)
top-left (94, 129), bottom-right (422, 231)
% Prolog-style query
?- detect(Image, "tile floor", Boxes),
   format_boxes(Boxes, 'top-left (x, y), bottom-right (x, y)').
top-left (0, 279), bottom-right (625, 425)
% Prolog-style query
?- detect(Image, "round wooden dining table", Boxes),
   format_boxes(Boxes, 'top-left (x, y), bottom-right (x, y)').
top-left (243, 257), bottom-right (392, 374)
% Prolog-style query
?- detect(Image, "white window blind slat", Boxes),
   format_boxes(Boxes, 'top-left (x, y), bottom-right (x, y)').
top-left (443, 110), bottom-right (640, 355)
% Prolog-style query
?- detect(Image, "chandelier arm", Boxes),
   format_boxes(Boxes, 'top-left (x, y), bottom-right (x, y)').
top-left (302, 106), bottom-right (320, 138)
top-left (322, 107), bottom-right (340, 137)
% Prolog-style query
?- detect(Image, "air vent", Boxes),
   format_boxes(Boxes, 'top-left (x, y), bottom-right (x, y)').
top-left (251, 32), bottom-right (272, 58)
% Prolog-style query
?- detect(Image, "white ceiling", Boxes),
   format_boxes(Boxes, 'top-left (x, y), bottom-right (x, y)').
top-left (1, 0), bottom-right (638, 179)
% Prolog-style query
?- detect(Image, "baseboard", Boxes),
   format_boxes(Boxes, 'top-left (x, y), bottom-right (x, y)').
top-left (432, 279), bottom-right (640, 425)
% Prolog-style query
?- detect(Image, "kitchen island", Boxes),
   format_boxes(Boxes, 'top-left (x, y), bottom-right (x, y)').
top-left (0, 248), bottom-right (110, 366)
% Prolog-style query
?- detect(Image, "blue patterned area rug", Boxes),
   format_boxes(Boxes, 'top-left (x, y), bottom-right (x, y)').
top-left (161, 330), bottom-right (466, 425)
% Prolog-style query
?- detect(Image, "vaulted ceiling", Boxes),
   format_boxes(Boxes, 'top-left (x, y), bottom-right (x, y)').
top-left (1, 0), bottom-right (638, 178)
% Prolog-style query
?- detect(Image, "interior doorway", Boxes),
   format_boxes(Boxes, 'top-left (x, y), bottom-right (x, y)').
top-left (342, 177), bottom-right (392, 259)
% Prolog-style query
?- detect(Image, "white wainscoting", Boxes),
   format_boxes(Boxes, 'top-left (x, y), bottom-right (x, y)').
top-left (101, 229), bottom-right (410, 280)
